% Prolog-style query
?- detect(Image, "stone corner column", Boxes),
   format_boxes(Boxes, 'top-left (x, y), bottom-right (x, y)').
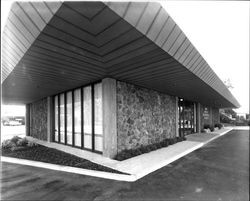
top-left (25, 104), bottom-right (30, 136)
top-left (102, 78), bottom-right (117, 159)
top-left (47, 96), bottom-right (54, 142)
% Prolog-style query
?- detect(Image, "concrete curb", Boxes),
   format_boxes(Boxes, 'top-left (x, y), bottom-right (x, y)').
top-left (203, 128), bottom-right (233, 144)
top-left (1, 128), bottom-right (233, 182)
top-left (1, 156), bottom-right (136, 182)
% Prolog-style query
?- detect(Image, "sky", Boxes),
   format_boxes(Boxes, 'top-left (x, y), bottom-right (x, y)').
top-left (161, 1), bottom-right (249, 114)
top-left (1, 0), bottom-right (249, 115)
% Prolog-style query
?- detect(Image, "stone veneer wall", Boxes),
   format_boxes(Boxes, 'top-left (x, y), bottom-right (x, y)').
top-left (212, 107), bottom-right (220, 125)
top-left (30, 98), bottom-right (47, 141)
top-left (117, 81), bottom-right (176, 152)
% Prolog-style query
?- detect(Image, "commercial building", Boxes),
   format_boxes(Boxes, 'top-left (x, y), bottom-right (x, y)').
top-left (2, 2), bottom-right (239, 158)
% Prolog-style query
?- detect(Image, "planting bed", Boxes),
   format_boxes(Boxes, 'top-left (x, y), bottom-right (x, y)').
top-left (115, 136), bottom-right (187, 161)
top-left (2, 145), bottom-right (128, 175)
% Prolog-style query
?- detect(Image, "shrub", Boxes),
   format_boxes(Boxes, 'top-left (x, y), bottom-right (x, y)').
top-left (143, 145), bottom-right (151, 153)
top-left (160, 139), bottom-right (167, 147)
top-left (178, 136), bottom-right (186, 141)
top-left (214, 123), bottom-right (223, 129)
top-left (155, 142), bottom-right (162, 149)
top-left (203, 124), bottom-right (210, 130)
top-left (169, 138), bottom-right (175, 145)
top-left (147, 144), bottom-right (158, 151)
top-left (114, 136), bottom-right (184, 161)
top-left (210, 125), bottom-right (214, 132)
top-left (10, 136), bottom-right (22, 145)
top-left (1, 139), bottom-right (16, 150)
top-left (203, 124), bottom-right (215, 132)
top-left (133, 148), bottom-right (142, 156)
top-left (173, 138), bottom-right (178, 143)
top-left (27, 141), bottom-right (38, 147)
top-left (11, 146), bottom-right (28, 152)
top-left (16, 138), bottom-right (28, 147)
top-left (177, 137), bottom-right (185, 142)
top-left (115, 153), bottom-right (124, 161)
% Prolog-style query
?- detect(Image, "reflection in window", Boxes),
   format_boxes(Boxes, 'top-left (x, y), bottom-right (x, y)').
top-left (66, 92), bottom-right (72, 145)
top-left (74, 89), bottom-right (81, 147)
top-left (83, 86), bottom-right (92, 149)
top-left (54, 95), bottom-right (58, 142)
top-left (94, 83), bottom-right (103, 152)
top-left (60, 93), bottom-right (65, 143)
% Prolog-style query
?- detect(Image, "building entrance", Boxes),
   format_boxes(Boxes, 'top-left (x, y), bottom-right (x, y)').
top-left (178, 98), bottom-right (196, 137)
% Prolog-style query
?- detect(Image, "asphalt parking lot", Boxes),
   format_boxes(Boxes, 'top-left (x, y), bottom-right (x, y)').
top-left (1, 129), bottom-right (249, 201)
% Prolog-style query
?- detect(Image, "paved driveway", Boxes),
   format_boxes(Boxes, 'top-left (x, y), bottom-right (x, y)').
top-left (1, 130), bottom-right (249, 201)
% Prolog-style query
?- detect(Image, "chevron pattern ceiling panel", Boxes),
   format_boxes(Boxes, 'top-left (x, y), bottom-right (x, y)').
top-left (2, 1), bottom-right (239, 108)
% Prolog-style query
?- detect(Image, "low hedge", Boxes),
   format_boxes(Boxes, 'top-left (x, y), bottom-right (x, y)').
top-left (203, 124), bottom-right (215, 132)
top-left (214, 123), bottom-right (223, 129)
top-left (115, 136), bottom-right (186, 161)
top-left (1, 136), bottom-right (37, 151)
top-left (203, 123), bottom-right (223, 132)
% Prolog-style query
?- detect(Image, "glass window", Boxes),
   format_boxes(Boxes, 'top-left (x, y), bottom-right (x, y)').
top-left (94, 83), bottom-right (103, 152)
top-left (54, 82), bottom-right (103, 153)
top-left (83, 86), bottom-right (92, 149)
top-left (60, 93), bottom-right (65, 143)
top-left (74, 89), bottom-right (81, 147)
top-left (54, 95), bottom-right (58, 142)
top-left (66, 92), bottom-right (72, 145)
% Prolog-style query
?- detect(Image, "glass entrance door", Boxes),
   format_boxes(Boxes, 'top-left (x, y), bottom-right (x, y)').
top-left (178, 98), bottom-right (196, 137)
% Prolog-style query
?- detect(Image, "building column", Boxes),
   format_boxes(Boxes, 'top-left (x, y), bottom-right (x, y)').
top-left (175, 97), bottom-right (179, 137)
top-left (47, 96), bottom-right (54, 142)
top-left (25, 104), bottom-right (30, 136)
top-left (102, 78), bottom-right (117, 158)
top-left (197, 103), bottom-right (201, 133)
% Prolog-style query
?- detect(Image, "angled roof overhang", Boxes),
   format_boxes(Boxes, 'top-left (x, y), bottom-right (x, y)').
top-left (1, 1), bottom-right (240, 108)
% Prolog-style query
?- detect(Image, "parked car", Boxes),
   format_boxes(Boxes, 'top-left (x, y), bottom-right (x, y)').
top-left (4, 120), bottom-right (22, 126)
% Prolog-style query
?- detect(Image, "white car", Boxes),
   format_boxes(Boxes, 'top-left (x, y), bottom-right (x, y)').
top-left (7, 121), bottom-right (22, 126)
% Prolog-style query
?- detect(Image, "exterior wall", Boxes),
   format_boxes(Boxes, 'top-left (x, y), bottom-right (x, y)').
top-left (212, 107), bottom-right (220, 125)
top-left (200, 104), bottom-right (220, 128)
top-left (196, 103), bottom-right (201, 133)
top-left (30, 98), bottom-right (48, 140)
top-left (25, 104), bottom-right (30, 136)
top-left (47, 96), bottom-right (54, 142)
top-left (117, 81), bottom-right (176, 152)
top-left (200, 105), bottom-right (211, 128)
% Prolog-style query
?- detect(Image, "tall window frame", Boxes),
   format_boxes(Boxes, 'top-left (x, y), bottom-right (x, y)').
top-left (53, 81), bottom-right (103, 154)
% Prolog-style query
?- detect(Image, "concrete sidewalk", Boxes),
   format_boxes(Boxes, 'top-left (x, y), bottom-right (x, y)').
top-left (3, 127), bottom-right (233, 181)
top-left (113, 127), bottom-right (233, 179)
